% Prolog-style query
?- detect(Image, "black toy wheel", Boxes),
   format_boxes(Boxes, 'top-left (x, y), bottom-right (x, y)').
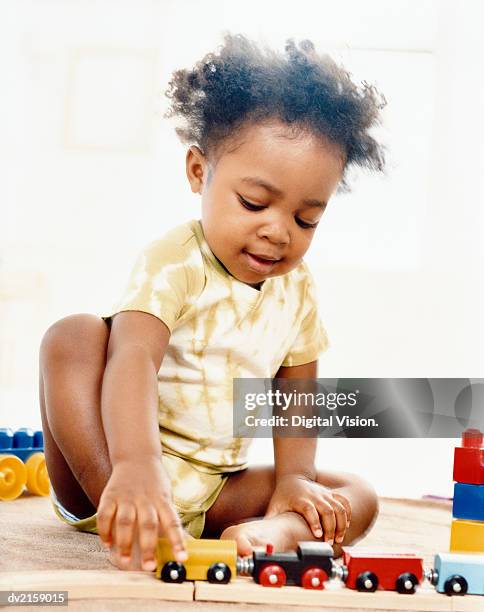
top-left (356, 571), bottom-right (379, 592)
top-left (444, 575), bottom-right (468, 596)
top-left (161, 561), bottom-right (187, 583)
top-left (395, 572), bottom-right (419, 594)
top-left (207, 562), bottom-right (232, 584)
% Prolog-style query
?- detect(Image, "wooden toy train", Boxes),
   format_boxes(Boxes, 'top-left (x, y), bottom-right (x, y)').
top-left (156, 537), bottom-right (484, 596)
top-left (156, 428), bottom-right (484, 597)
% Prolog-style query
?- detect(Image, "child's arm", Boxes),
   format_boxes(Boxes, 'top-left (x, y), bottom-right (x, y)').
top-left (265, 360), bottom-right (351, 545)
top-left (96, 310), bottom-right (187, 571)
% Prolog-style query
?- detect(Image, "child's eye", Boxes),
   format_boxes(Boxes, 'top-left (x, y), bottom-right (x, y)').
top-left (238, 195), bottom-right (319, 229)
top-left (296, 218), bottom-right (319, 230)
top-left (238, 195), bottom-right (265, 211)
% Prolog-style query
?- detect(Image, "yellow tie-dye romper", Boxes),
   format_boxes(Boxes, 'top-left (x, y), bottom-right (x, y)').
top-left (50, 219), bottom-right (329, 537)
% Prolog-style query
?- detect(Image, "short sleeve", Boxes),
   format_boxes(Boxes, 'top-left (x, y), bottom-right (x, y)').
top-left (281, 265), bottom-right (329, 367)
top-left (101, 229), bottom-right (204, 333)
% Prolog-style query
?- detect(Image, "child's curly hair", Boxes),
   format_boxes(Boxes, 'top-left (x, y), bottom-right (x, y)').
top-left (165, 33), bottom-right (386, 189)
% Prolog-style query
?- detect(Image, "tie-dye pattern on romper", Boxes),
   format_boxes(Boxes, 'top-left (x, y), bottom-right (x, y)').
top-left (50, 219), bottom-right (329, 537)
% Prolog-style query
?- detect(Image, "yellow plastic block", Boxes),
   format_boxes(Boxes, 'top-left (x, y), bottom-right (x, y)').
top-left (156, 538), bottom-right (237, 582)
top-left (450, 519), bottom-right (484, 553)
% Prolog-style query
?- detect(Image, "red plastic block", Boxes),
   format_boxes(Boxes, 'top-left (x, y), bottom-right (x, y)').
top-left (462, 429), bottom-right (483, 448)
top-left (453, 428), bottom-right (484, 485)
top-left (342, 548), bottom-right (424, 593)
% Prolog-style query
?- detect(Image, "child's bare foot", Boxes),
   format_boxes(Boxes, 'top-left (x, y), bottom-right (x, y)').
top-left (220, 512), bottom-right (314, 557)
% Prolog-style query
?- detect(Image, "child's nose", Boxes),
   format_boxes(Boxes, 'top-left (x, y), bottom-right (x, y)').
top-left (257, 221), bottom-right (290, 245)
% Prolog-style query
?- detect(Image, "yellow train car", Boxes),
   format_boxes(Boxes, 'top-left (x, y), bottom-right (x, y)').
top-left (156, 538), bottom-right (237, 583)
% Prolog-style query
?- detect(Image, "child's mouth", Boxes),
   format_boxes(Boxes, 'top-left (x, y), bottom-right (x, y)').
top-left (243, 250), bottom-right (280, 274)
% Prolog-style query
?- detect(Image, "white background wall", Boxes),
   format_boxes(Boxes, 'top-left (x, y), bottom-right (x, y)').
top-left (1, 0), bottom-right (483, 498)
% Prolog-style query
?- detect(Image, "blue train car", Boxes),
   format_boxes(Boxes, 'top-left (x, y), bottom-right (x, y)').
top-left (431, 552), bottom-right (484, 596)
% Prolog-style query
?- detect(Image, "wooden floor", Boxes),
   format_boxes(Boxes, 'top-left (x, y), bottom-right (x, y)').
top-left (0, 495), bottom-right (481, 610)
top-left (0, 570), bottom-right (481, 611)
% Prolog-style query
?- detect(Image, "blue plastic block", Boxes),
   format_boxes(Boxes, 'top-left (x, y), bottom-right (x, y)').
top-left (0, 428), bottom-right (44, 462)
top-left (453, 482), bottom-right (484, 521)
top-left (434, 552), bottom-right (484, 595)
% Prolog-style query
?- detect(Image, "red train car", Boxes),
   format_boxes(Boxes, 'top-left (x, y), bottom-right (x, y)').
top-left (342, 547), bottom-right (424, 594)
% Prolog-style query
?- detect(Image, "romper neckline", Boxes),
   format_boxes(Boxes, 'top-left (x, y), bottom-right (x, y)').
top-left (189, 219), bottom-right (274, 307)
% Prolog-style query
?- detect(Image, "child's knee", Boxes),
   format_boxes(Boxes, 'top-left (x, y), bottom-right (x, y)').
top-left (335, 473), bottom-right (379, 527)
top-left (40, 314), bottom-right (109, 366)
top-left (360, 478), bottom-right (379, 525)
top-left (349, 474), bottom-right (379, 528)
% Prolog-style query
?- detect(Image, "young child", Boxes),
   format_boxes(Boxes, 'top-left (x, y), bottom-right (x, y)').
top-left (39, 34), bottom-right (385, 572)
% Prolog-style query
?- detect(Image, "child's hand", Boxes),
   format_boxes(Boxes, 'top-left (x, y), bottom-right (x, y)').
top-left (96, 457), bottom-right (187, 571)
top-left (265, 474), bottom-right (352, 545)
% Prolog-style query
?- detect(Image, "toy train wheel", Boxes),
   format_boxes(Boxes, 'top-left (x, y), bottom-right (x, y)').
top-left (161, 561), bottom-right (187, 583)
top-left (259, 564), bottom-right (286, 587)
top-left (0, 455), bottom-right (27, 501)
top-left (395, 572), bottom-right (418, 594)
top-left (25, 452), bottom-right (50, 496)
top-left (356, 571), bottom-right (379, 592)
top-left (207, 562), bottom-right (231, 584)
top-left (444, 575), bottom-right (468, 596)
top-left (301, 567), bottom-right (326, 590)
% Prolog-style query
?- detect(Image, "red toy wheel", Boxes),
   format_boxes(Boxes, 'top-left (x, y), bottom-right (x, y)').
top-left (259, 564), bottom-right (286, 588)
top-left (301, 567), bottom-right (327, 589)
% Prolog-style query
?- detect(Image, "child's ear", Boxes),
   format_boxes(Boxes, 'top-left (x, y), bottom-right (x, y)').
top-left (186, 146), bottom-right (208, 194)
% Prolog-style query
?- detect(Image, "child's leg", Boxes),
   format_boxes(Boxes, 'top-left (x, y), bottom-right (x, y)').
top-left (39, 314), bottom-right (112, 517)
top-left (203, 466), bottom-right (378, 557)
top-left (40, 315), bottom-right (187, 571)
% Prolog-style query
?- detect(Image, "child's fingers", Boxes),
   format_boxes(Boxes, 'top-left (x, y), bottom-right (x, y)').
top-left (157, 502), bottom-right (187, 563)
top-left (137, 504), bottom-right (160, 572)
top-left (316, 501), bottom-right (336, 544)
top-left (96, 496), bottom-right (117, 547)
top-left (298, 501), bottom-right (323, 538)
top-left (332, 492), bottom-right (352, 526)
top-left (113, 502), bottom-right (137, 562)
top-left (326, 497), bottom-right (347, 544)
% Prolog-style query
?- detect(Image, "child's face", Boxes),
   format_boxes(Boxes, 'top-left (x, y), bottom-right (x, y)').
top-left (186, 120), bottom-right (344, 288)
